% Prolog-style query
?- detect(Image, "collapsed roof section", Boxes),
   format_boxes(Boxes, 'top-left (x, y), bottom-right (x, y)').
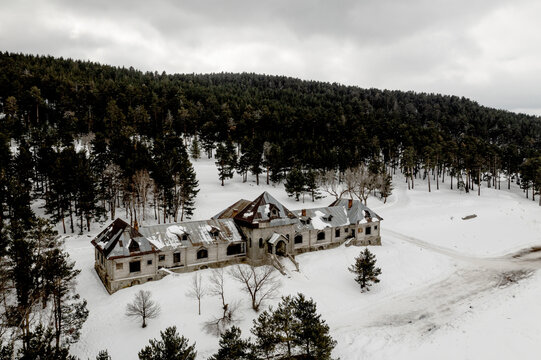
top-left (91, 218), bottom-right (158, 259)
top-left (139, 218), bottom-right (243, 250)
top-left (212, 199), bottom-right (252, 220)
top-left (233, 192), bottom-right (298, 228)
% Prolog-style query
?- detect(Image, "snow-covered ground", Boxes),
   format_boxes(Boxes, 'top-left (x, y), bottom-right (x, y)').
top-left (65, 157), bottom-right (541, 359)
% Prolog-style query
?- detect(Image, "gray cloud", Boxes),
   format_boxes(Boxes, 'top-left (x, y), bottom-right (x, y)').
top-left (0, 0), bottom-right (540, 114)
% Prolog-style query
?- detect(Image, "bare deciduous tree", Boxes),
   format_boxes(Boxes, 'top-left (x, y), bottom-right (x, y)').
top-left (125, 290), bottom-right (160, 328)
top-left (316, 170), bottom-right (348, 200)
top-left (186, 272), bottom-right (206, 315)
top-left (345, 165), bottom-right (378, 205)
top-left (132, 169), bottom-right (153, 221)
top-left (204, 300), bottom-right (241, 336)
top-left (229, 264), bottom-right (281, 312)
top-left (209, 269), bottom-right (228, 318)
top-left (205, 269), bottom-right (239, 335)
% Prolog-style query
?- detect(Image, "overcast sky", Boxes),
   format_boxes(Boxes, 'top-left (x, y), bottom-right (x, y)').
top-left (1, 0), bottom-right (540, 115)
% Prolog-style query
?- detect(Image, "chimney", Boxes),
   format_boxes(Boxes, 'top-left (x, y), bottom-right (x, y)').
top-left (302, 209), bottom-right (306, 217)
top-left (348, 199), bottom-right (353, 209)
top-left (232, 208), bottom-right (239, 217)
top-left (134, 220), bottom-right (139, 232)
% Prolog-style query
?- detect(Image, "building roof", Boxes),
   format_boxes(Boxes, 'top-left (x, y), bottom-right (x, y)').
top-left (292, 206), bottom-right (350, 231)
top-left (292, 199), bottom-right (382, 232)
top-left (212, 199), bottom-right (252, 219)
top-left (91, 218), bottom-right (158, 259)
top-left (234, 192), bottom-right (298, 228)
top-left (138, 218), bottom-right (243, 250)
top-left (328, 198), bottom-right (383, 222)
top-left (268, 232), bottom-right (288, 245)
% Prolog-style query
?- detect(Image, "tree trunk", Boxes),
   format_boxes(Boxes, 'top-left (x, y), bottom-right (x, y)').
top-left (69, 201), bottom-right (74, 233)
top-left (427, 167), bottom-right (431, 192)
top-left (478, 168), bottom-right (481, 196)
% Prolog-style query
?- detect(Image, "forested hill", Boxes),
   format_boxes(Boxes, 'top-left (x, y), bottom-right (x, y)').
top-left (1, 51), bottom-right (540, 182)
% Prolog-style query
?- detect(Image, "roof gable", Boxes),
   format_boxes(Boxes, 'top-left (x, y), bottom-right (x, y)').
top-left (92, 218), bottom-right (157, 259)
top-left (328, 198), bottom-right (383, 222)
top-left (234, 192), bottom-right (298, 227)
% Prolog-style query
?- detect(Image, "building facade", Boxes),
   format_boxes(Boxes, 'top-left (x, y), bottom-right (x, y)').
top-left (92, 192), bottom-right (382, 293)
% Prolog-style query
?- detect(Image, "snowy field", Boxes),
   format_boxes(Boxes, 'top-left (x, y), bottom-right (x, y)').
top-left (63, 157), bottom-right (541, 359)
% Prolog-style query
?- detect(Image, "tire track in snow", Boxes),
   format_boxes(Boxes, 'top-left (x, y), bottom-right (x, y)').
top-left (333, 228), bottom-right (539, 356)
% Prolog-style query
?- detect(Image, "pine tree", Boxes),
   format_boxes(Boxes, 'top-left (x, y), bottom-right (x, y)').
top-left (177, 157), bottom-right (199, 221)
top-left (208, 326), bottom-right (257, 360)
top-left (285, 168), bottom-right (305, 201)
top-left (73, 150), bottom-right (100, 233)
top-left (292, 294), bottom-right (336, 360)
top-left (272, 296), bottom-right (297, 358)
top-left (303, 170), bottom-right (322, 202)
top-left (215, 141), bottom-right (237, 186)
top-left (138, 326), bottom-right (196, 360)
top-left (377, 172), bottom-right (393, 203)
top-left (96, 350), bottom-right (111, 360)
top-left (41, 248), bottom-right (89, 348)
top-left (348, 248), bottom-right (382, 291)
top-left (190, 137), bottom-right (201, 160)
top-left (251, 310), bottom-right (279, 359)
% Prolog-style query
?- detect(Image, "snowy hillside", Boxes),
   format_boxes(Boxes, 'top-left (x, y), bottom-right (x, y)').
top-left (66, 157), bottom-right (541, 359)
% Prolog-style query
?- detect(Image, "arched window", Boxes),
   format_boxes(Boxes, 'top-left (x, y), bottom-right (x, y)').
top-left (294, 234), bottom-right (303, 244)
top-left (197, 248), bottom-right (208, 259)
top-left (259, 238), bottom-right (264, 248)
top-left (317, 231), bottom-right (326, 241)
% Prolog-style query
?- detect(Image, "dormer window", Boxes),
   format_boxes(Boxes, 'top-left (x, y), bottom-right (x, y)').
top-left (119, 240), bottom-right (123, 247)
top-left (209, 226), bottom-right (220, 237)
top-left (128, 240), bottom-right (140, 253)
top-left (268, 205), bottom-right (280, 219)
top-left (182, 234), bottom-right (188, 241)
top-left (323, 214), bottom-right (333, 222)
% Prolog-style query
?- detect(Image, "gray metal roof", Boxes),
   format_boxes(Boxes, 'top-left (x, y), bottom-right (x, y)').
top-left (234, 192), bottom-right (298, 227)
top-left (328, 198), bottom-right (383, 222)
top-left (138, 218), bottom-right (243, 250)
top-left (292, 199), bottom-right (382, 232)
top-left (293, 206), bottom-right (350, 231)
top-left (92, 219), bottom-right (157, 259)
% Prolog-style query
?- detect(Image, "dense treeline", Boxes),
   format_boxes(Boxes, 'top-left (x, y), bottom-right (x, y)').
top-left (1, 51), bottom-right (541, 239)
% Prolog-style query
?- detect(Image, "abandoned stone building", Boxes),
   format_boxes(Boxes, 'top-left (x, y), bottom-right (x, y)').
top-left (92, 192), bottom-right (382, 293)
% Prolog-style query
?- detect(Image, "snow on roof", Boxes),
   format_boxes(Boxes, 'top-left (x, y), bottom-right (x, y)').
top-left (328, 198), bottom-right (383, 222)
top-left (292, 199), bottom-right (381, 231)
top-left (91, 218), bottom-right (157, 259)
top-left (293, 206), bottom-right (350, 231)
top-left (234, 192), bottom-right (298, 227)
top-left (268, 232), bottom-right (287, 245)
top-left (138, 218), bottom-right (243, 250)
